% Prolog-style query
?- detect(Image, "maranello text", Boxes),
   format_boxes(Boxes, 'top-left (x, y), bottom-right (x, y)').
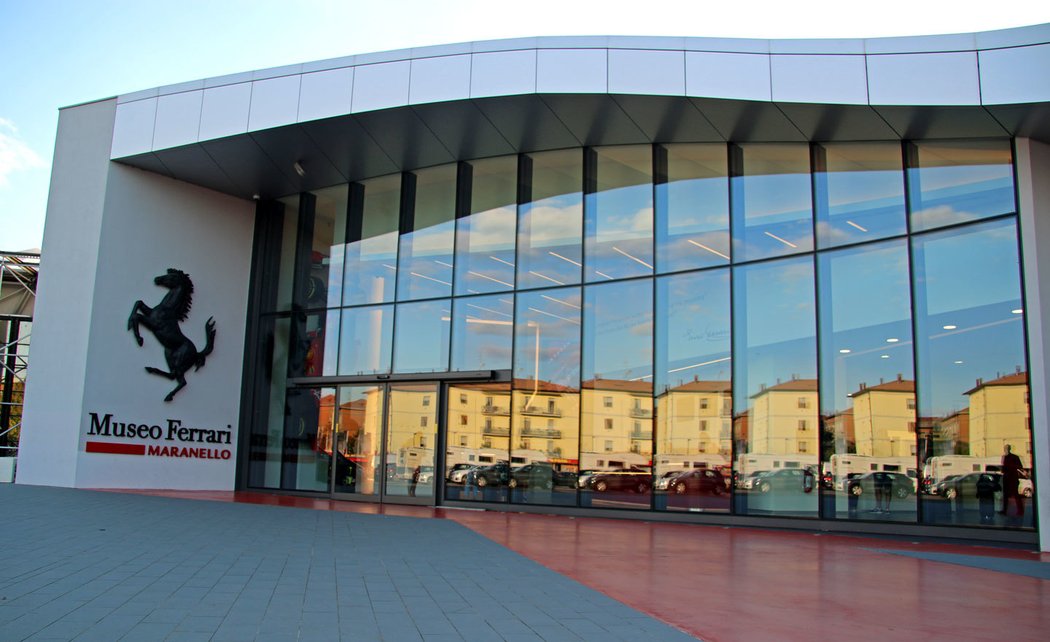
top-left (84, 412), bottom-right (232, 460)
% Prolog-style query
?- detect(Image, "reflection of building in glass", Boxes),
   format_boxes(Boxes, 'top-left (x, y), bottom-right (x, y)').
top-left (655, 380), bottom-right (731, 457)
top-left (849, 377), bottom-right (916, 458)
top-left (581, 379), bottom-right (652, 469)
top-left (748, 379), bottom-right (818, 457)
top-left (966, 372), bottom-right (1030, 463)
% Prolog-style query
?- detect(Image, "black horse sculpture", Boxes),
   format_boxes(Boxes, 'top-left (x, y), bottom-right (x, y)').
top-left (128, 268), bottom-right (216, 402)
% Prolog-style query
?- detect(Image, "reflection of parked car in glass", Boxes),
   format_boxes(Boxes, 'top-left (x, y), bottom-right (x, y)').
top-left (945, 472), bottom-right (1002, 500)
top-left (508, 463), bottom-right (576, 489)
top-left (655, 468), bottom-right (727, 495)
top-left (446, 463), bottom-right (475, 483)
top-left (470, 462), bottom-right (510, 487)
top-left (736, 471), bottom-right (767, 490)
top-left (578, 467), bottom-right (651, 493)
top-left (416, 465), bottom-right (434, 484)
top-left (1018, 469), bottom-right (1034, 498)
top-left (931, 474), bottom-right (961, 496)
top-left (743, 468), bottom-right (815, 493)
top-left (847, 472), bottom-right (914, 499)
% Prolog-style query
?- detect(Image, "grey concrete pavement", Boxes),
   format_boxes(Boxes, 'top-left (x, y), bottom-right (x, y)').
top-left (0, 486), bottom-right (693, 641)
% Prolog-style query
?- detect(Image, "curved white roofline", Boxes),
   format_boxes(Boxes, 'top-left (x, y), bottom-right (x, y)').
top-left (105, 25), bottom-right (1050, 200)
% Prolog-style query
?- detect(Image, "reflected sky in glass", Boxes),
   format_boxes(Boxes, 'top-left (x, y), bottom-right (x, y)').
top-left (655, 269), bottom-right (731, 395)
top-left (514, 287), bottom-right (581, 389)
top-left (815, 142), bottom-right (906, 248)
top-left (656, 144), bottom-right (730, 273)
top-left (908, 140), bottom-right (1015, 232)
top-left (517, 149), bottom-right (582, 290)
top-left (393, 299), bottom-right (451, 373)
top-left (732, 144), bottom-right (814, 262)
top-left (451, 294), bottom-right (513, 371)
top-left (397, 165), bottom-right (456, 301)
top-left (337, 304), bottom-right (393, 375)
top-left (586, 146), bottom-right (653, 282)
top-left (344, 174), bottom-right (400, 306)
top-left (582, 279), bottom-right (653, 382)
top-left (455, 156), bottom-right (517, 295)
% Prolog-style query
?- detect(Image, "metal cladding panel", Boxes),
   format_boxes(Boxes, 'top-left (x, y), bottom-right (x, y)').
top-left (198, 136), bottom-right (296, 199)
top-left (250, 124), bottom-right (347, 191)
top-left (776, 103), bottom-right (898, 140)
top-left (248, 75), bottom-right (301, 131)
top-left (153, 144), bottom-right (240, 196)
top-left (299, 115), bottom-right (398, 183)
top-left (686, 51), bottom-right (771, 102)
top-left (152, 91), bottom-right (204, 150)
top-left (612, 95), bottom-right (724, 142)
top-left (867, 52), bottom-right (981, 106)
top-left (472, 95), bottom-right (581, 153)
top-left (111, 98), bottom-right (157, 158)
top-left (409, 55), bottom-right (473, 105)
top-left (198, 83), bottom-right (252, 141)
top-left (540, 94), bottom-right (648, 147)
top-left (608, 49), bottom-right (686, 96)
top-left (470, 50), bottom-right (537, 98)
top-left (537, 49), bottom-right (608, 94)
top-left (351, 61), bottom-right (411, 114)
top-left (690, 97), bottom-right (806, 142)
top-left (979, 44), bottom-right (1050, 105)
top-left (770, 55), bottom-right (868, 105)
top-left (872, 105), bottom-right (1009, 139)
top-left (411, 101), bottom-right (515, 161)
top-left (297, 67), bottom-right (354, 123)
top-left (353, 107), bottom-right (455, 170)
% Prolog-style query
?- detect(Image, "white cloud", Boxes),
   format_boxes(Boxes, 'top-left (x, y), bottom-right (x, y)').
top-left (0, 118), bottom-right (45, 187)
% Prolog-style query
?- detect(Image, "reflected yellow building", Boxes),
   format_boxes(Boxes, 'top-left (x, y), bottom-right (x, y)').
top-left (655, 380), bottom-right (732, 457)
top-left (966, 371), bottom-right (1030, 460)
top-left (580, 379), bottom-right (652, 469)
top-left (747, 379), bottom-right (818, 457)
top-left (849, 377), bottom-right (916, 457)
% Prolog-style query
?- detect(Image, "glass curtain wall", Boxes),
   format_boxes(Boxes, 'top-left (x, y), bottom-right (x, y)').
top-left (246, 140), bottom-right (1033, 534)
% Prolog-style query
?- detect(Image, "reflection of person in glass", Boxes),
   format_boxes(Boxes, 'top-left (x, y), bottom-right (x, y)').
top-left (976, 473), bottom-right (1000, 524)
top-left (1000, 444), bottom-right (1024, 517)
top-left (873, 473), bottom-right (892, 514)
top-left (410, 466), bottom-right (420, 497)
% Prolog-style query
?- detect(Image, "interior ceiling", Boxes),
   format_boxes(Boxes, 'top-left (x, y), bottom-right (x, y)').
top-left (113, 94), bottom-right (1050, 202)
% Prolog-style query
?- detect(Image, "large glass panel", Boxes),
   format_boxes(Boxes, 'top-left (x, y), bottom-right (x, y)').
top-left (912, 219), bottom-right (1032, 528)
top-left (392, 299), bottom-right (451, 373)
top-left (384, 383), bottom-right (438, 498)
top-left (337, 305), bottom-right (393, 375)
top-left (288, 310), bottom-right (338, 378)
top-left (733, 256), bottom-right (818, 517)
top-left (450, 294), bottom-right (514, 371)
top-left (397, 165), bottom-right (456, 300)
top-left (654, 269), bottom-right (732, 513)
top-left (517, 149), bottom-right (583, 290)
top-left (332, 385), bottom-right (385, 496)
top-left (272, 196), bottom-right (300, 312)
top-left (455, 156), bottom-right (518, 295)
top-left (818, 240), bottom-right (917, 522)
top-left (248, 315), bottom-right (290, 489)
top-left (586, 145), bottom-right (654, 282)
top-left (579, 279), bottom-right (653, 510)
top-left (287, 189), bottom-right (348, 310)
top-left (656, 143), bottom-right (730, 273)
top-left (815, 142), bottom-right (906, 248)
top-left (908, 140), bottom-right (1016, 233)
top-left (280, 387), bottom-right (335, 492)
top-left (732, 144), bottom-right (814, 262)
top-left (445, 382), bottom-right (512, 503)
top-left (343, 174), bottom-right (400, 306)
top-left (513, 287), bottom-right (582, 506)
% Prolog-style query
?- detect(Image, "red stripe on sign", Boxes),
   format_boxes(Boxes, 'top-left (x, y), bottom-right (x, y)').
top-left (85, 441), bottom-right (146, 456)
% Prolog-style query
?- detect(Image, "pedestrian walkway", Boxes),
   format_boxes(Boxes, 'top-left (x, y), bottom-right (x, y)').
top-left (3, 485), bottom-right (1049, 641)
top-left (0, 486), bottom-right (690, 641)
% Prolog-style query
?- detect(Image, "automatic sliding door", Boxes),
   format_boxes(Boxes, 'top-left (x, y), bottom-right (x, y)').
top-left (383, 383), bottom-right (438, 499)
top-left (332, 384), bottom-right (385, 496)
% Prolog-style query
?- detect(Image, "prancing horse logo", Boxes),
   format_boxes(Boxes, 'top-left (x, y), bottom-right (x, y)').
top-left (128, 268), bottom-right (216, 402)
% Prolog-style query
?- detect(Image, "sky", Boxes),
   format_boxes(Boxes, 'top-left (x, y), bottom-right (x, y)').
top-left (1, 0), bottom-right (1049, 252)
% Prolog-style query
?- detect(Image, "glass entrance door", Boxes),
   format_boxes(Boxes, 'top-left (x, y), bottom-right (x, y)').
top-left (330, 382), bottom-right (439, 504)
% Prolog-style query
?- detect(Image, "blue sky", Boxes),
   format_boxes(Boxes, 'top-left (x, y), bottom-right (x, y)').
top-left (2, 0), bottom-right (1048, 251)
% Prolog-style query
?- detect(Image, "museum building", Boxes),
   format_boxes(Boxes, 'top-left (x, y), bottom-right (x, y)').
top-left (17, 25), bottom-right (1050, 548)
